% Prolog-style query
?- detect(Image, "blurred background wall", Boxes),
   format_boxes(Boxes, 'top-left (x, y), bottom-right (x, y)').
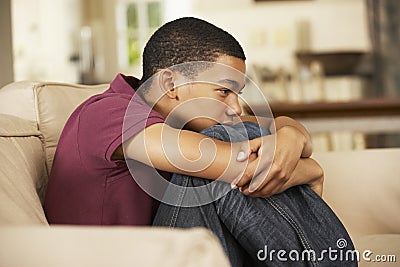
top-left (9, 0), bottom-right (370, 83)
top-left (0, 0), bottom-right (14, 88)
top-left (4, 0), bottom-right (400, 151)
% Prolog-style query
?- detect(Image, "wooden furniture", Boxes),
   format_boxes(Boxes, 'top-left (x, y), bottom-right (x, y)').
top-left (244, 98), bottom-right (400, 133)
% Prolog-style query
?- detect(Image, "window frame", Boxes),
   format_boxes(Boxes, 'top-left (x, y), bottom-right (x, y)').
top-left (116, 0), bottom-right (164, 69)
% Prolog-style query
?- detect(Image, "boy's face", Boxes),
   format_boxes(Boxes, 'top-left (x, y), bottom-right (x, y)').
top-left (167, 55), bottom-right (246, 132)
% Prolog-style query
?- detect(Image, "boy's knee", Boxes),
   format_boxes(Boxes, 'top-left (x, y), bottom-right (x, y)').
top-left (199, 124), bottom-right (229, 141)
top-left (200, 122), bottom-right (268, 142)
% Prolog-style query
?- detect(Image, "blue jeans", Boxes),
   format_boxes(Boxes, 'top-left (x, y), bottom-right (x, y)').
top-left (153, 122), bottom-right (357, 267)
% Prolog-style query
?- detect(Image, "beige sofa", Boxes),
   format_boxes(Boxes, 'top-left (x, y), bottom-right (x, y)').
top-left (0, 81), bottom-right (399, 266)
top-left (0, 81), bottom-right (230, 267)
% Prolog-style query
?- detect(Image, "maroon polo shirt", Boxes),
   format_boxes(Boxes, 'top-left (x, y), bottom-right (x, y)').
top-left (44, 73), bottom-right (168, 225)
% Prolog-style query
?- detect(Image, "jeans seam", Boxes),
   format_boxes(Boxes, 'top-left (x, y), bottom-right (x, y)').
top-left (168, 176), bottom-right (188, 228)
top-left (266, 197), bottom-right (319, 267)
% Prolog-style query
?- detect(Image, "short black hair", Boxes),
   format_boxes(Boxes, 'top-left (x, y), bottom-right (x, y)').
top-left (141, 17), bottom-right (246, 83)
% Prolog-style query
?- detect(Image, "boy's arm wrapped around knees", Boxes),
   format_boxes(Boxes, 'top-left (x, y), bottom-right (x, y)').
top-left (235, 116), bottom-right (323, 197)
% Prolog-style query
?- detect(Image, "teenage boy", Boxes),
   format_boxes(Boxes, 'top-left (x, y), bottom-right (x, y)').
top-left (45, 17), bottom-right (356, 266)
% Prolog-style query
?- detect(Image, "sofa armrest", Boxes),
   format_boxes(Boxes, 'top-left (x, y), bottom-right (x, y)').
top-left (0, 114), bottom-right (48, 225)
top-left (313, 149), bottom-right (400, 239)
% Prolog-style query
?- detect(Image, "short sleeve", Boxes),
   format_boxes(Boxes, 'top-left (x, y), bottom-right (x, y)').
top-left (77, 95), bottom-right (164, 164)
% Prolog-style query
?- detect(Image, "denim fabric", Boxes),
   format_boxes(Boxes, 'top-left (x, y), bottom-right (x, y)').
top-left (153, 122), bottom-right (357, 267)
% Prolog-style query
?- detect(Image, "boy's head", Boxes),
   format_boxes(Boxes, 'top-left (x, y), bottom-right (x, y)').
top-left (142, 17), bottom-right (246, 82)
top-left (140, 17), bottom-right (248, 132)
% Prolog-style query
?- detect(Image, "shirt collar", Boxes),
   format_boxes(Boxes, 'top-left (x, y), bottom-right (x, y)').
top-left (109, 73), bottom-right (141, 95)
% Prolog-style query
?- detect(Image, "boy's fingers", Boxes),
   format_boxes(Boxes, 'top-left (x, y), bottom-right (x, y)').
top-left (248, 168), bottom-right (270, 193)
top-left (239, 185), bottom-right (251, 195)
top-left (234, 159), bottom-right (258, 188)
top-left (237, 139), bottom-right (256, 162)
top-left (249, 138), bottom-right (262, 154)
top-left (248, 153), bottom-right (274, 192)
top-left (257, 178), bottom-right (284, 196)
top-left (236, 137), bottom-right (263, 162)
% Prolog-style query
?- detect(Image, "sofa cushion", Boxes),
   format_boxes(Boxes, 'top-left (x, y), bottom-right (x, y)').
top-left (0, 114), bottom-right (47, 225)
top-left (355, 234), bottom-right (400, 267)
top-left (0, 81), bottom-right (40, 122)
top-left (33, 82), bottom-right (108, 174)
top-left (313, 149), bottom-right (400, 239)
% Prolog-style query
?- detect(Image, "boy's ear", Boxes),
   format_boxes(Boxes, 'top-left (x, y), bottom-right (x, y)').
top-left (159, 69), bottom-right (177, 99)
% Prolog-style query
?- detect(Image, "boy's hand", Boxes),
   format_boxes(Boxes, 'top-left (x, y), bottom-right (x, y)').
top-left (233, 126), bottom-right (307, 197)
top-left (309, 171), bottom-right (324, 197)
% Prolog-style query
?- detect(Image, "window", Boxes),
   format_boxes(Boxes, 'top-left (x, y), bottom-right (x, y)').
top-left (116, 0), bottom-right (163, 68)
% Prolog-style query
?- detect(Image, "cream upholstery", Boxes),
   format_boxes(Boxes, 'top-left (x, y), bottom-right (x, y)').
top-left (312, 149), bottom-right (400, 265)
top-left (0, 114), bottom-right (47, 224)
top-left (314, 149), bottom-right (400, 239)
top-left (34, 83), bottom-right (108, 174)
top-left (0, 81), bottom-right (230, 266)
top-left (0, 81), bottom-right (108, 175)
top-left (0, 81), bottom-right (40, 122)
top-left (0, 81), bottom-right (399, 266)
top-left (0, 226), bottom-right (230, 267)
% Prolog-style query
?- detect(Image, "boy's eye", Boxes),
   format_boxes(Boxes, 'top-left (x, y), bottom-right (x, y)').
top-left (219, 89), bottom-right (231, 95)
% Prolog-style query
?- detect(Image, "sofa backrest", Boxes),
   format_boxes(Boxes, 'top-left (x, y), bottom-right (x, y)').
top-left (0, 81), bottom-right (109, 175)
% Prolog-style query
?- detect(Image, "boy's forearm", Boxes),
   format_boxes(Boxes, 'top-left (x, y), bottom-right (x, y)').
top-left (123, 123), bottom-right (249, 184)
top-left (193, 140), bottom-right (249, 184)
top-left (272, 116), bottom-right (312, 157)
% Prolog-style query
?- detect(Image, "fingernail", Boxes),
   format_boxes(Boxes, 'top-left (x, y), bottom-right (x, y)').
top-left (230, 176), bottom-right (241, 190)
top-left (231, 176), bottom-right (241, 187)
top-left (237, 151), bottom-right (246, 161)
top-left (249, 184), bottom-right (257, 193)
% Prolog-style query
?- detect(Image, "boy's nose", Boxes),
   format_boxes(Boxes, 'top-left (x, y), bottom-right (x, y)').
top-left (225, 97), bottom-right (242, 117)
